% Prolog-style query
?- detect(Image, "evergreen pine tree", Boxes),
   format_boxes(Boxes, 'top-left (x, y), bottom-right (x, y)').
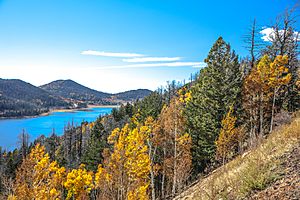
top-left (185, 37), bottom-right (242, 173)
top-left (82, 117), bottom-right (108, 171)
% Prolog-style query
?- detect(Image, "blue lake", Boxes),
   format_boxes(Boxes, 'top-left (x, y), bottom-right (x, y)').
top-left (0, 107), bottom-right (113, 150)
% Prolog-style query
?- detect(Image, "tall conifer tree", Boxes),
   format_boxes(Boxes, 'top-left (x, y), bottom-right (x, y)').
top-left (185, 37), bottom-right (242, 173)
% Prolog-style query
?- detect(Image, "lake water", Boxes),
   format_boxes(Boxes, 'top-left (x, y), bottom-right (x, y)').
top-left (0, 107), bottom-right (113, 150)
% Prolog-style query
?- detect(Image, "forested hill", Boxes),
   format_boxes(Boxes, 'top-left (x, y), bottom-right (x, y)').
top-left (112, 89), bottom-right (152, 101)
top-left (0, 78), bottom-right (69, 118)
top-left (40, 79), bottom-right (152, 103)
top-left (40, 80), bottom-right (112, 104)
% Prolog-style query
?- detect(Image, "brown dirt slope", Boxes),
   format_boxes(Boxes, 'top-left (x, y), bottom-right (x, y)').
top-left (248, 144), bottom-right (300, 200)
top-left (174, 115), bottom-right (300, 200)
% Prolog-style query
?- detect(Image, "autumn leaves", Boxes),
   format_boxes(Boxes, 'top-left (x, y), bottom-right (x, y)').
top-left (11, 144), bottom-right (66, 200)
top-left (93, 94), bottom-right (192, 199)
top-left (216, 55), bottom-right (291, 164)
top-left (9, 90), bottom-right (193, 200)
top-left (243, 55), bottom-right (291, 143)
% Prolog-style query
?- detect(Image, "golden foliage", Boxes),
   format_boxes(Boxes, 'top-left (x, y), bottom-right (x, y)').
top-left (33, 154), bottom-right (66, 199)
top-left (64, 164), bottom-right (94, 200)
top-left (216, 106), bottom-right (238, 163)
top-left (243, 55), bottom-right (291, 138)
top-left (13, 144), bottom-right (66, 200)
top-left (95, 122), bottom-right (150, 200)
top-left (159, 97), bottom-right (192, 194)
top-left (178, 87), bottom-right (192, 103)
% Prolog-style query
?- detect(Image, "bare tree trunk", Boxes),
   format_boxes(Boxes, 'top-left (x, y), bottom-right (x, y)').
top-left (250, 19), bottom-right (256, 69)
top-left (259, 93), bottom-right (264, 138)
top-left (270, 89), bottom-right (277, 133)
top-left (148, 142), bottom-right (156, 200)
top-left (250, 107), bottom-right (254, 147)
top-left (161, 147), bottom-right (166, 199)
top-left (222, 152), bottom-right (225, 166)
top-left (172, 115), bottom-right (178, 197)
top-left (150, 166), bottom-right (155, 200)
top-left (253, 108), bottom-right (258, 146)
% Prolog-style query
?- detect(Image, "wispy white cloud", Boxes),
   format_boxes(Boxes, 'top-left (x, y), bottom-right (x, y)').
top-left (123, 57), bottom-right (181, 63)
top-left (192, 62), bottom-right (207, 68)
top-left (81, 50), bottom-right (206, 69)
top-left (81, 50), bottom-right (144, 57)
top-left (260, 27), bottom-right (274, 42)
top-left (90, 62), bottom-right (206, 69)
top-left (260, 27), bottom-right (299, 42)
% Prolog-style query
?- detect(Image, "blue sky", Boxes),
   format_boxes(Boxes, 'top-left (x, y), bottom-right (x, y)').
top-left (0, 0), bottom-right (298, 93)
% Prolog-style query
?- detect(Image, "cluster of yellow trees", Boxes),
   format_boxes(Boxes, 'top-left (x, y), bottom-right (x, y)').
top-left (8, 91), bottom-right (192, 200)
top-left (216, 55), bottom-right (291, 163)
top-left (10, 144), bottom-right (67, 200)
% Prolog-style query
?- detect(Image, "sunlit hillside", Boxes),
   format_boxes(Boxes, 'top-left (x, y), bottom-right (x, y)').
top-left (175, 113), bottom-right (300, 199)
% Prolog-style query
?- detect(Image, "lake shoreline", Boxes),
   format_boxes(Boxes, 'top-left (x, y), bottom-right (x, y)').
top-left (0, 106), bottom-right (115, 150)
top-left (0, 104), bottom-right (120, 120)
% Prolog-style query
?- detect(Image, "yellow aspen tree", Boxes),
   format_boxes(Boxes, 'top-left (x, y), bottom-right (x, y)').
top-left (256, 55), bottom-right (273, 137)
top-left (13, 144), bottom-right (44, 199)
top-left (160, 97), bottom-right (192, 197)
top-left (175, 133), bottom-right (192, 192)
top-left (107, 126), bottom-right (129, 200)
top-left (125, 126), bottom-right (150, 200)
top-left (244, 55), bottom-right (291, 143)
top-left (215, 106), bottom-right (238, 165)
top-left (97, 121), bottom-right (151, 200)
top-left (268, 55), bottom-right (291, 132)
top-left (243, 68), bottom-right (261, 145)
top-left (178, 87), bottom-right (192, 104)
top-left (141, 116), bottom-right (161, 200)
top-left (33, 153), bottom-right (66, 199)
top-left (243, 55), bottom-right (273, 140)
top-left (94, 164), bottom-right (112, 200)
top-left (13, 144), bottom-right (66, 200)
top-left (64, 164), bottom-right (94, 200)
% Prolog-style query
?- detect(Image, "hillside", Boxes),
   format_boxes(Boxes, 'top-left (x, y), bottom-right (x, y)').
top-left (174, 114), bottom-right (300, 200)
top-left (112, 89), bottom-right (152, 101)
top-left (40, 79), bottom-right (111, 104)
top-left (0, 78), bottom-right (69, 118)
top-left (40, 79), bottom-right (152, 104)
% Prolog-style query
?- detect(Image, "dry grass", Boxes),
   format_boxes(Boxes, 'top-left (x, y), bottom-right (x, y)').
top-left (174, 113), bottom-right (300, 200)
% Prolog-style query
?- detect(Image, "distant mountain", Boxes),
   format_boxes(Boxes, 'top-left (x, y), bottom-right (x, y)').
top-left (40, 80), bottom-right (111, 104)
top-left (0, 79), bottom-right (69, 118)
top-left (113, 89), bottom-right (152, 101)
top-left (0, 78), bottom-right (152, 118)
top-left (40, 80), bottom-right (152, 104)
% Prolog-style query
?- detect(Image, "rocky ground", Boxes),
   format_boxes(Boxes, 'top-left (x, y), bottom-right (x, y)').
top-left (248, 143), bottom-right (300, 200)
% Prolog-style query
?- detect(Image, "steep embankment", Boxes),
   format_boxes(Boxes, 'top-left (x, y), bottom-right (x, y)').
top-left (248, 145), bottom-right (300, 199)
top-left (175, 114), bottom-right (300, 200)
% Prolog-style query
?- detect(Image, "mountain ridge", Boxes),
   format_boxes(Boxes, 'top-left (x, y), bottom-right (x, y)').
top-left (0, 78), bottom-right (70, 118)
top-left (0, 78), bottom-right (152, 118)
top-left (39, 79), bottom-right (111, 104)
top-left (40, 79), bottom-right (152, 103)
